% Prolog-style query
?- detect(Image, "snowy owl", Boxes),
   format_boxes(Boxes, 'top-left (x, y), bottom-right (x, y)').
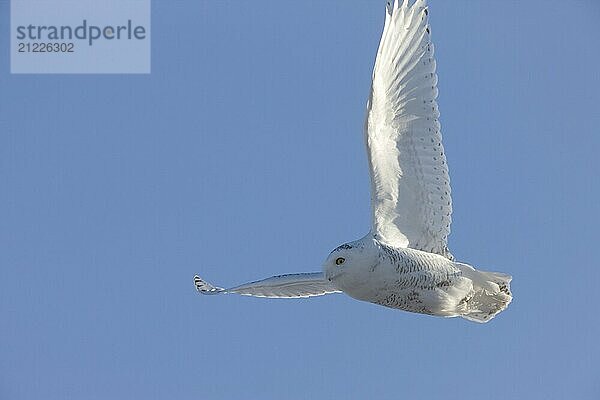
top-left (194, 0), bottom-right (512, 323)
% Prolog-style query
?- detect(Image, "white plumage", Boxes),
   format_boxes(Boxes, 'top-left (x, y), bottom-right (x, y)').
top-left (367, 0), bottom-right (451, 258)
top-left (194, 0), bottom-right (512, 323)
top-left (194, 273), bottom-right (340, 298)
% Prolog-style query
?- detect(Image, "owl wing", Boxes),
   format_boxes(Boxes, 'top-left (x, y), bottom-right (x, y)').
top-left (365, 0), bottom-right (453, 259)
top-left (194, 273), bottom-right (340, 298)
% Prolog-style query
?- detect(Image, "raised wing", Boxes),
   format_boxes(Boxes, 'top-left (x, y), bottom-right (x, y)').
top-left (194, 273), bottom-right (340, 298)
top-left (365, 0), bottom-right (452, 259)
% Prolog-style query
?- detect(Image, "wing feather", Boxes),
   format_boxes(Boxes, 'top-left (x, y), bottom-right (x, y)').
top-left (365, 0), bottom-right (453, 259)
top-left (194, 273), bottom-right (340, 298)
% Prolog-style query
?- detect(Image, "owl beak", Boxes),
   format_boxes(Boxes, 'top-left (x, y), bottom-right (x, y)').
top-left (326, 271), bottom-right (345, 282)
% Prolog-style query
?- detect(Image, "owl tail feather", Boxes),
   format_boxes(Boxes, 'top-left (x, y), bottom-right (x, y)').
top-left (454, 263), bottom-right (512, 323)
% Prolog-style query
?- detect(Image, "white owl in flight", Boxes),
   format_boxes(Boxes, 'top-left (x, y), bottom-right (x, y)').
top-left (194, 0), bottom-right (512, 323)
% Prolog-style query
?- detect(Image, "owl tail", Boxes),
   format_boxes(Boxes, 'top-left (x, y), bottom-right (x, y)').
top-left (455, 263), bottom-right (513, 323)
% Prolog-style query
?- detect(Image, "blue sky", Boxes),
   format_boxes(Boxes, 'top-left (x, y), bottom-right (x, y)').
top-left (1, 1), bottom-right (599, 399)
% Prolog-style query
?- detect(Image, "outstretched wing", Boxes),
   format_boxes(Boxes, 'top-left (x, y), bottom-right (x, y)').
top-left (194, 273), bottom-right (340, 298)
top-left (365, 0), bottom-right (452, 259)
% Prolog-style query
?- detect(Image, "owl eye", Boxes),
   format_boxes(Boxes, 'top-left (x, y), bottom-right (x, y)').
top-left (335, 257), bottom-right (345, 265)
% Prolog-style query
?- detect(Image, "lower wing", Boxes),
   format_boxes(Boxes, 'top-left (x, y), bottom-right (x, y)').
top-left (193, 272), bottom-right (340, 298)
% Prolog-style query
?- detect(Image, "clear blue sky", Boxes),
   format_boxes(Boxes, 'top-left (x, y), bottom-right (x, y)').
top-left (2, 1), bottom-right (599, 399)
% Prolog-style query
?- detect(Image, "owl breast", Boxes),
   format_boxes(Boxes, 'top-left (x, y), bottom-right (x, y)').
top-left (340, 244), bottom-right (472, 317)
